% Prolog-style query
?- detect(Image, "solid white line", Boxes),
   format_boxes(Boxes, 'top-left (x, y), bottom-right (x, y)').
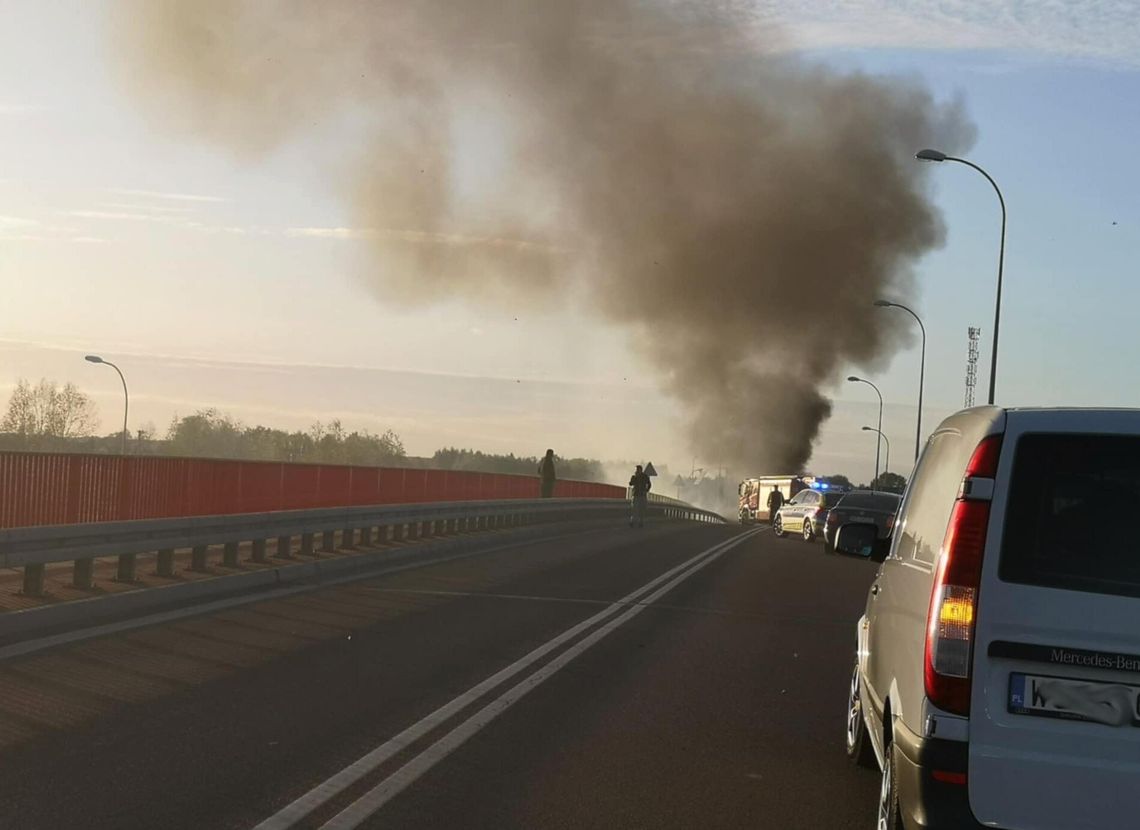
top-left (317, 527), bottom-right (759, 829)
top-left (252, 527), bottom-right (759, 830)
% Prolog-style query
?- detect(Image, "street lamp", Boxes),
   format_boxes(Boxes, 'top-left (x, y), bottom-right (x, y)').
top-left (862, 426), bottom-right (890, 478)
top-left (85, 355), bottom-right (129, 455)
top-left (874, 299), bottom-right (925, 461)
top-left (916, 148), bottom-right (1006, 405)
top-left (848, 376), bottom-right (883, 486)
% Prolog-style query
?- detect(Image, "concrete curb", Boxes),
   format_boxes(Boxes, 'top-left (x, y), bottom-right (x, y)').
top-left (0, 522), bottom-right (597, 642)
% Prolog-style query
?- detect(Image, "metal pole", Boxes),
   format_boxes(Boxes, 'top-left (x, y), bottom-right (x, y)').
top-left (879, 302), bottom-right (926, 460)
top-left (862, 426), bottom-right (890, 479)
top-left (850, 377), bottom-right (883, 486)
top-left (946, 157), bottom-right (1006, 405)
top-left (105, 361), bottom-right (129, 455)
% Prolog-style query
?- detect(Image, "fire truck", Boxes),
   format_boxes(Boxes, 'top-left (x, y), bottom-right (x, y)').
top-left (737, 475), bottom-right (842, 524)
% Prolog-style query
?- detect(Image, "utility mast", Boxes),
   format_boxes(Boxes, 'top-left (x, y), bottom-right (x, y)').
top-left (965, 327), bottom-right (981, 408)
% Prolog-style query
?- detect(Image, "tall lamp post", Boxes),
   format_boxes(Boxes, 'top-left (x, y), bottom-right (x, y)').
top-left (85, 355), bottom-right (128, 455)
top-left (848, 376), bottom-right (883, 486)
top-left (874, 299), bottom-right (925, 460)
top-left (916, 149), bottom-right (1006, 405)
top-left (862, 426), bottom-right (890, 478)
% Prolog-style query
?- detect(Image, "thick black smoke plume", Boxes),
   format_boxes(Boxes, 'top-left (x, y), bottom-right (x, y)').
top-left (112, 0), bottom-right (974, 471)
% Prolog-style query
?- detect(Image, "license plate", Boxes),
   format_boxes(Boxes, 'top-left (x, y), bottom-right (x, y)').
top-left (1009, 672), bottom-right (1140, 727)
top-left (849, 516), bottom-right (875, 524)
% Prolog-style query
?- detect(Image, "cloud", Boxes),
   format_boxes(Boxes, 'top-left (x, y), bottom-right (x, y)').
top-left (0, 104), bottom-right (48, 116)
top-left (100, 201), bottom-right (193, 213)
top-left (0, 214), bottom-right (40, 229)
top-left (285, 226), bottom-right (564, 252)
top-left (108, 187), bottom-right (226, 203)
top-left (752, 1), bottom-right (1140, 65)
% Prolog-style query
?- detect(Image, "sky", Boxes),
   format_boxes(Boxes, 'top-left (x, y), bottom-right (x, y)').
top-left (1, 1), bottom-right (1138, 485)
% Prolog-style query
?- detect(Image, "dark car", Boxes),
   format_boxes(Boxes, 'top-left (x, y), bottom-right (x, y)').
top-left (822, 490), bottom-right (900, 554)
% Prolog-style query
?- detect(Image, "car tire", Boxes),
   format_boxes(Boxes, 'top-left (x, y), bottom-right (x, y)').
top-left (802, 519), bottom-right (814, 542)
top-left (773, 516), bottom-right (785, 537)
top-left (845, 664), bottom-right (876, 769)
top-left (878, 739), bottom-right (905, 830)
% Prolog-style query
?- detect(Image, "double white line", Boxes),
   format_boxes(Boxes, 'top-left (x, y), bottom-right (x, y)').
top-left (255, 527), bottom-right (763, 830)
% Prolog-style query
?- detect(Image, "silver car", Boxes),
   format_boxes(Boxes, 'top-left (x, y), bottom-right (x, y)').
top-left (772, 488), bottom-right (844, 542)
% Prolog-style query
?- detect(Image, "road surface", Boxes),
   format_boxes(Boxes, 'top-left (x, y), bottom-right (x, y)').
top-left (0, 519), bottom-right (880, 829)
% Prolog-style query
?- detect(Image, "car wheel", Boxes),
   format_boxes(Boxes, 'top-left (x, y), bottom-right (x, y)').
top-left (773, 516), bottom-right (785, 537)
top-left (877, 739), bottom-right (905, 830)
top-left (845, 664), bottom-right (876, 768)
top-left (802, 519), bottom-right (815, 542)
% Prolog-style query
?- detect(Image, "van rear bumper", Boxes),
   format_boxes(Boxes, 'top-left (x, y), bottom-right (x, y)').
top-left (895, 720), bottom-right (986, 829)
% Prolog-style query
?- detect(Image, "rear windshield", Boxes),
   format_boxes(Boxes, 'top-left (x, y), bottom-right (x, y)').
top-left (823, 492), bottom-right (846, 508)
top-left (836, 493), bottom-right (900, 511)
top-left (1001, 433), bottom-right (1140, 599)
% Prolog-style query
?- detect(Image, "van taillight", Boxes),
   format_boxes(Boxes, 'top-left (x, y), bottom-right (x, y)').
top-left (924, 436), bottom-right (999, 716)
top-left (965, 434), bottom-right (1002, 478)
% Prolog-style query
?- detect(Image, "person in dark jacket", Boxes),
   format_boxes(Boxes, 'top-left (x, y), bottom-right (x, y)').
top-left (766, 487), bottom-right (784, 524)
top-left (629, 464), bottom-right (652, 528)
top-left (538, 449), bottom-right (557, 498)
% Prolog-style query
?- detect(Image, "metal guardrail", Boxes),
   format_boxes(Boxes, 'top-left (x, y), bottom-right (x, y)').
top-left (2, 496), bottom-right (724, 597)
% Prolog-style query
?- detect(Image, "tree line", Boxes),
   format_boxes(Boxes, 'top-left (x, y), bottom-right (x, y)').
top-left (0, 378), bottom-right (607, 481)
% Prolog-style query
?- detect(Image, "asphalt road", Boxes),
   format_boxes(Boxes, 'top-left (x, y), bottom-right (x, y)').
top-left (0, 518), bottom-right (880, 830)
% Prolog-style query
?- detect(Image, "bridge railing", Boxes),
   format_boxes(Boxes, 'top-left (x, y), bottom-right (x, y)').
top-left (0, 451), bottom-right (624, 529)
top-left (2, 497), bottom-right (725, 598)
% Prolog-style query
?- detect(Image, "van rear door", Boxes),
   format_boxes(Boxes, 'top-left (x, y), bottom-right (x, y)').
top-left (970, 410), bottom-right (1140, 829)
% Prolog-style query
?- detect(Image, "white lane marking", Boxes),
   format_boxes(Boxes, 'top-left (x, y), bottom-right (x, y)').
top-left (253, 527), bottom-right (759, 830)
top-left (0, 524), bottom-right (620, 663)
top-left (317, 528), bottom-right (758, 829)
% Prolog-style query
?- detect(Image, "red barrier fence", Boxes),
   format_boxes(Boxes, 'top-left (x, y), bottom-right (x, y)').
top-left (0, 452), bottom-right (625, 529)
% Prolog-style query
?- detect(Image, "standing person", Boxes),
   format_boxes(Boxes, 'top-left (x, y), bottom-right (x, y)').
top-left (629, 464), bottom-right (652, 528)
top-left (766, 486), bottom-right (784, 524)
top-left (538, 449), bottom-right (557, 499)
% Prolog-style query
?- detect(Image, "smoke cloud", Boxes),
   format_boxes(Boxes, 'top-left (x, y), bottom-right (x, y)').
top-left (112, 0), bottom-right (974, 473)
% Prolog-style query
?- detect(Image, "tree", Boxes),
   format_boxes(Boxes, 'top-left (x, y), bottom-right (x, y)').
top-left (826, 474), bottom-right (853, 489)
top-left (869, 472), bottom-right (907, 494)
top-left (1, 378), bottom-right (99, 446)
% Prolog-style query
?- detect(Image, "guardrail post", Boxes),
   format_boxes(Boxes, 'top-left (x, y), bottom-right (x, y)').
top-left (190, 545), bottom-right (209, 571)
top-left (155, 548), bottom-right (175, 577)
top-left (22, 564), bottom-right (45, 597)
top-left (422, 520), bottom-right (433, 538)
top-left (223, 542), bottom-right (240, 567)
top-left (74, 557), bottom-right (94, 589)
top-left (359, 526), bottom-right (372, 546)
top-left (251, 538), bottom-right (267, 563)
top-left (392, 523), bottom-right (405, 542)
top-left (407, 521), bottom-right (418, 541)
top-left (376, 525), bottom-right (388, 544)
top-left (321, 531), bottom-right (335, 553)
top-left (116, 553), bottom-right (137, 582)
top-left (341, 527), bottom-right (355, 549)
top-left (275, 535), bottom-right (292, 558)
top-left (301, 532), bottom-right (315, 556)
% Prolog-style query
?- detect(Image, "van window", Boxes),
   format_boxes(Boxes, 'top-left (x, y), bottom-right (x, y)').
top-left (1001, 433), bottom-right (1140, 599)
top-left (894, 431), bottom-right (963, 566)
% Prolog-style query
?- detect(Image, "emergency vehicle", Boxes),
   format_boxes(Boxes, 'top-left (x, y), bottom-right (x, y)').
top-left (737, 475), bottom-right (843, 523)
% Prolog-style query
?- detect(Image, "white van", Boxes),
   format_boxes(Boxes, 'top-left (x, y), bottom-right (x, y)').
top-left (845, 407), bottom-right (1140, 829)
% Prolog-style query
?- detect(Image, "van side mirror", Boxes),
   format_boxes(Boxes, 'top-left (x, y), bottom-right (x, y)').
top-left (869, 540), bottom-right (890, 564)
